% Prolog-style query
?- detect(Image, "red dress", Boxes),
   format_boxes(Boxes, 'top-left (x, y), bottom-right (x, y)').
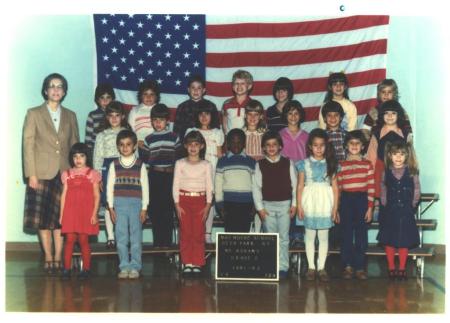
top-left (61, 168), bottom-right (99, 235)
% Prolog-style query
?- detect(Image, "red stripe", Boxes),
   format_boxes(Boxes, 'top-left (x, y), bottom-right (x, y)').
top-left (206, 69), bottom-right (386, 97)
top-left (206, 39), bottom-right (387, 68)
top-left (206, 15), bottom-right (389, 39)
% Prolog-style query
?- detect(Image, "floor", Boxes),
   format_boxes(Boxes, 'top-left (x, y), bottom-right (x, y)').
top-left (4, 250), bottom-right (445, 314)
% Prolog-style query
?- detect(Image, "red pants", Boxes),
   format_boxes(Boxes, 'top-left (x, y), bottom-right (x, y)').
top-left (64, 233), bottom-right (91, 270)
top-left (179, 194), bottom-right (206, 266)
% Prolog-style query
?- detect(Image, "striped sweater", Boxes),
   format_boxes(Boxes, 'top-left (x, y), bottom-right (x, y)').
top-left (336, 158), bottom-right (375, 208)
top-left (144, 129), bottom-right (180, 167)
top-left (85, 107), bottom-right (106, 152)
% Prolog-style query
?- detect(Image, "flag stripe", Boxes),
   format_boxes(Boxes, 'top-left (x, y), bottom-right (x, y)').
top-left (206, 16), bottom-right (389, 39)
top-left (206, 24), bottom-right (388, 53)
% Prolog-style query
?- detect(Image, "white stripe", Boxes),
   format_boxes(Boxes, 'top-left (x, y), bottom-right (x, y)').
top-left (206, 54), bottom-right (387, 82)
top-left (207, 25), bottom-right (388, 53)
top-left (206, 16), bottom-right (341, 25)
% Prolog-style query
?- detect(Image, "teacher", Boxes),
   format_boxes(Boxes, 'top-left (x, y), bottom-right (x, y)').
top-left (23, 73), bottom-right (79, 274)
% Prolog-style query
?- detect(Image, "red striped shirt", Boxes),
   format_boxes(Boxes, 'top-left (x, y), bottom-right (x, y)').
top-left (337, 159), bottom-right (375, 208)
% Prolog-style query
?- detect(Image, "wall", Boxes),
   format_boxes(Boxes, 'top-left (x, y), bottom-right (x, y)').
top-left (5, 15), bottom-right (447, 244)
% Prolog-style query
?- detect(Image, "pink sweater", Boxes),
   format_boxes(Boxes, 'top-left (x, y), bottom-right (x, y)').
top-left (172, 158), bottom-right (213, 203)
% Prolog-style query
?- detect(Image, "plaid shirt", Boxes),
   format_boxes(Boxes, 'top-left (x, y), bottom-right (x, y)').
top-left (326, 128), bottom-right (347, 161)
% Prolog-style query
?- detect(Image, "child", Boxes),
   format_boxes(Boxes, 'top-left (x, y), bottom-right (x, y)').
top-left (128, 80), bottom-right (160, 159)
top-left (336, 130), bottom-right (375, 280)
top-left (266, 77), bottom-right (294, 133)
top-left (222, 69), bottom-right (253, 134)
top-left (173, 131), bottom-right (213, 275)
top-left (377, 141), bottom-right (420, 280)
top-left (85, 83), bottom-right (115, 156)
top-left (93, 101), bottom-right (129, 249)
top-left (252, 130), bottom-right (297, 279)
top-left (59, 143), bottom-right (101, 280)
top-left (321, 101), bottom-right (347, 162)
top-left (243, 99), bottom-right (266, 161)
top-left (107, 130), bottom-right (149, 279)
top-left (215, 129), bottom-right (256, 232)
top-left (296, 129), bottom-right (339, 282)
top-left (361, 79), bottom-right (413, 140)
top-left (367, 100), bottom-right (412, 198)
top-left (318, 72), bottom-right (357, 131)
top-left (280, 100), bottom-right (309, 163)
top-left (144, 104), bottom-right (180, 247)
top-left (174, 75), bottom-right (219, 140)
top-left (186, 101), bottom-right (224, 243)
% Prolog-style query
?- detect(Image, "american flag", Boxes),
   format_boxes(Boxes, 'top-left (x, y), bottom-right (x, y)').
top-left (93, 14), bottom-right (389, 130)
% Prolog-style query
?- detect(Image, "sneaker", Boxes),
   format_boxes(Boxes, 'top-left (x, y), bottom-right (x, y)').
top-left (342, 266), bottom-right (353, 280)
top-left (128, 270), bottom-right (140, 279)
top-left (61, 269), bottom-right (71, 281)
top-left (279, 270), bottom-right (288, 279)
top-left (355, 270), bottom-right (368, 280)
top-left (305, 269), bottom-right (316, 281)
top-left (192, 266), bottom-right (202, 274)
top-left (117, 270), bottom-right (129, 279)
top-left (318, 270), bottom-right (330, 282)
top-left (106, 240), bottom-right (116, 249)
top-left (77, 270), bottom-right (91, 280)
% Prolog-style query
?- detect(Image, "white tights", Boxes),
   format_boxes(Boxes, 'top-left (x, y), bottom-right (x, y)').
top-left (305, 228), bottom-right (329, 271)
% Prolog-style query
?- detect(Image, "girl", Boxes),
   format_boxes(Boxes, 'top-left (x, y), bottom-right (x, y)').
top-left (362, 79), bottom-right (413, 139)
top-left (93, 101), bottom-right (128, 249)
top-left (173, 131), bottom-right (213, 275)
top-left (266, 77), bottom-right (294, 133)
top-left (367, 100), bottom-right (412, 198)
top-left (319, 72), bottom-right (357, 131)
top-left (185, 101), bottom-right (223, 243)
top-left (60, 143), bottom-right (101, 280)
top-left (280, 100), bottom-right (309, 163)
top-left (23, 73), bottom-right (79, 275)
top-left (243, 99), bottom-right (267, 161)
top-left (377, 141), bottom-right (420, 280)
top-left (296, 129), bottom-right (339, 282)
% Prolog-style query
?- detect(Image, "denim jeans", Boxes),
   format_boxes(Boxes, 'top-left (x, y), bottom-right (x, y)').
top-left (262, 200), bottom-right (291, 272)
top-left (114, 197), bottom-right (143, 271)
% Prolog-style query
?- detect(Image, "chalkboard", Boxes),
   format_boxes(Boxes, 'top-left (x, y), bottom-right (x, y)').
top-left (215, 232), bottom-right (279, 281)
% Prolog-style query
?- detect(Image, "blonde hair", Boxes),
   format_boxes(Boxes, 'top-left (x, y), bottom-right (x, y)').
top-left (384, 141), bottom-right (419, 176)
top-left (232, 69), bottom-right (253, 85)
top-left (244, 99), bottom-right (266, 132)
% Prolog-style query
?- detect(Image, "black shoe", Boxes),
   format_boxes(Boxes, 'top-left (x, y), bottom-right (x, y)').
top-left (44, 261), bottom-right (54, 275)
top-left (396, 270), bottom-right (407, 281)
top-left (388, 270), bottom-right (397, 280)
top-left (106, 240), bottom-right (116, 249)
top-left (77, 270), bottom-right (91, 280)
top-left (61, 269), bottom-right (71, 280)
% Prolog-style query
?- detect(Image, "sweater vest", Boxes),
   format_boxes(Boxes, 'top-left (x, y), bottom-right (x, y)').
top-left (259, 156), bottom-right (292, 201)
top-left (114, 158), bottom-right (143, 199)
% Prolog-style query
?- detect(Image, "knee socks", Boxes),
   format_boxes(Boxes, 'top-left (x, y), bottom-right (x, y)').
top-left (63, 233), bottom-right (92, 271)
top-left (384, 246), bottom-right (409, 270)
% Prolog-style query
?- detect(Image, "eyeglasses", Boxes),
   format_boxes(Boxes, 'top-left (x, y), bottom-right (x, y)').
top-left (48, 84), bottom-right (64, 90)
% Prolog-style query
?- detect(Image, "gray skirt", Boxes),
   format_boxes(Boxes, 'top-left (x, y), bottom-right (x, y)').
top-left (23, 173), bottom-right (62, 232)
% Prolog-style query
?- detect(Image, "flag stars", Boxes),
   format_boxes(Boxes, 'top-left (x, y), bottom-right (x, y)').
top-left (128, 49), bottom-right (135, 55)
top-left (147, 69), bottom-right (154, 75)
top-left (137, 22), bottom-right (143, 28)
top-left (183, 33), bottom-right (190, 40)
top-left (111, 28), bottom-right (117, 35)
top-left (128, 30), bottom-right (135, 37)
top-left (157, 60), bottom-right (163, 66)
top-left (165, 15), bottom-right (171, 21)
top-left (175, 61), bottom-right (181, 67)
top-left (193, 61), bottom-right (200, 67)
top-left (193, 43), bottom-right (199, 49)
top-left (165, 51), bottom-right (172, 58)
top-left (119, 20), bottom-right (125, 26)
top-left (183, 52), bottom-right (190, 59)
top-left (165, 33), bottom-right (172, 40)
top-left (103, 55), bottom-right (109, 61)
top-left (193, 24), bottom-right (199, 31)
top-left (121, 75), bottom-right (127, 81)
top-left (175, 80), bottom-right (182, 86)
top-left (146, 50), bottom-right (153, 57)
top-left (101, 18), bottom-right (108, 24)
top-left (184, 15), bottom-right (190, 21)
top-left (120, 57), bottom-right (127, 63)
top-left (184, 70), bottom-right (191, 77)
top-left (147, 32), bottom-right (153, 38)
top-left (157, 78), bottom-right (163, 84)
top-left (174, 42), bottom-right (181, 49)
top-left (119, 38), bottom-right (126, 45)
top-left (156, 23), bottom-right (162, 29)
top-left (128, 15), bottom-right (134, 18)
top-left (138, 59), bottom-right (144, 65)
top-left (112, 65), bottom-right (118, 71)
top-left (155, 41), bottom-right (162, 48)
top-left (174, 24), bottom-right (181, 30)
top-left (138, 77), bottom-right (144, 83)
top-left (129, 67), bottom-right (136, 73)
top-left (102, 37), bottom-right (108, 43)
top-left (137, 40), bottom-right (143, 47)
top-left (111, 47), bottom-right (118, 53)
top-left (146, 14), bottom-right (153, 20)
top-left (105, 73), bottom-right (110, 78)
top-left (166, 70), bottom-right (172, 76)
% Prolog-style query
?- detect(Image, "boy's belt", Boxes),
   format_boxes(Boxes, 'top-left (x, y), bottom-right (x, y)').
top-left (179, 191), bottom-right (206, 197)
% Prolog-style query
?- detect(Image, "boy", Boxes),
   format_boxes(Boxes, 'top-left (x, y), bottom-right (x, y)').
top-left (252, 131), bottom-right (297, 279)
top-left (85, 83), bottom-right (115, 156)
top-left (107, 129), bottom-right (149, 279)
top-left (322, 101), bottom-right (347, 162)
top-left (174, 75), bottom-right (219, 140)
top-left (336, 130), bottom-right (375, 280)
top-left (215, 129), bottom-right (256, 232)
top-left (144, 104), bottom-right (180, 247)
top-left (222, 70), bottom-right (253, 134)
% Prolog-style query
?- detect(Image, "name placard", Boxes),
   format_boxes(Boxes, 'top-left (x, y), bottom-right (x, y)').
top-left (215, 232), bottom-right (279, 281)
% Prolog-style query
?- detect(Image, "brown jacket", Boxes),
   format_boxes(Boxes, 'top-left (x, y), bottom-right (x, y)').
top-left (23, 103), bottom-right (79, 180)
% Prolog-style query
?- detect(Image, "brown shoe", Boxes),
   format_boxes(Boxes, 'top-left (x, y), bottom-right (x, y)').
top-left (355, 270), bottom-right (368, 280)
top-left (342, 266), bottom-right (353, 280)
top-left (305, 269), bottom-right (316, 281)
top-left (318, 269), bottom-right (330, 282)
